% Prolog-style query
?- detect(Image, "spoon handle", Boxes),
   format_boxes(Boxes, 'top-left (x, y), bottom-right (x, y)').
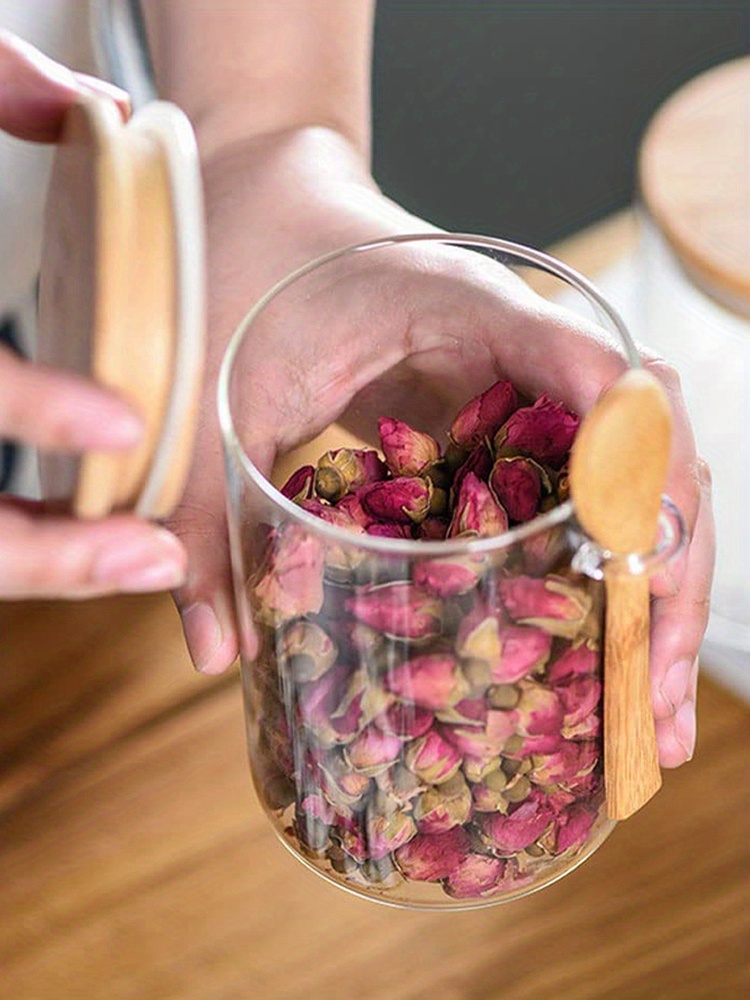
top-left (604, 569), bottom-right (662, 820)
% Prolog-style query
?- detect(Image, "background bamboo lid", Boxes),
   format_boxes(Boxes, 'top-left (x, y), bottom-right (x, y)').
top-left (37, 96), bottom-right (205, 519)
top-left (639, 57), bottom-right (750, 317)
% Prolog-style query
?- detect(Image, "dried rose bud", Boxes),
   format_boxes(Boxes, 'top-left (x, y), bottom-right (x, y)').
top-left (441, 709), bottom-right (516, 762)
top-left (344, 724), bottom-right (403, 777)
top-left (487, 683), bottom-right (521, 709)
top-left (297, 661), bottom-right (351, 746)
top-left (361, 476), bottom-right (433, 525)
top-left (528, 740), bottom-right (599, 786)
top-left (504, 732), bottom-right (564, 758)
top-left (414, 772), bottom-right (473, 834)
top-left (451, 442), bottom-right (494, 506)
top-left (435, 695), bottom-right (488, 726)
top-left (471, 770), bottom-right (510, 812)
top-left (545, 803), bottom-right (598, 855)
top-left (280, 619), bottom-right (337, 683)
top-left (463, 754), bottom-right (503, 784)
top-left (499, 575), bottom-right (592, 639)
top-left (365, 790), bottom-right (419, 860)
top-left (513, 679), bottom-right (564, 736)
top-left (394, 826), bottom-right (471, 882)
top-left (374, 762), bottom-right (425, 805)
top-left (336, 811), bottom-right (368, 863)
top-left (413, 553), bottom-right (483, 597)
top-left (477, 794), bottom-right (556, 854)
top-left (335, 492), bottom-right (376, 529)
top-left (455, 598), bottom-right (507, 663)
top-left (319, 750), bottom-right (372, 809)
top-left (546, 641), bottom-right (599, 684)
top-left (557, 675), bottom-right (602, 732)
top-left (404, 728), bottom-right (463, 784)
top-left (253, 523), bottom-right (325, 623)
top-left (494, 392), bottom-right (579, 469)
top-left (299, 792), bottom-right (336, 827)
top-left (449, 379), bottom-right (518, 450)
top-left (378, 416), bottom-right (441, 477)
top-left (373, 701), bottom-right (434, 740)
top-left (386, 653), bottom-right (470, 711)
top-left (448, 472), bottom-right (509, 539)
top-left (457, 607), bottom-right (551, 686)
top-left (444, 852), bottom-right (507, 899)
top-left (314, 448), bottom-right (387, 502)
top-left (419, 517), bottom-right (449, 540)
top-left (329, 667), bottom-right (393, 743)
top-left (280, 464), bottom-right (315, 503)
top-left (346, 582), bottom-right (442, 640)
top-left (298, 497), bottom-right (366, 535)
top-left (366, 521), bottom-right (415, 539)
top-left (489, 456), bottom-right (551, 523)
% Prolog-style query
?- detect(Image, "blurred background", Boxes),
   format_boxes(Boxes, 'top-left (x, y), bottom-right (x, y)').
top-left (372, 0), bottom-right (749, 246)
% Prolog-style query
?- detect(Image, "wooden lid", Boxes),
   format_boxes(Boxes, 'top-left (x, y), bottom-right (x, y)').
top-left (639, 57), bottom-right (750, 316)
top-left (37, 97), bottom-right (205, 519)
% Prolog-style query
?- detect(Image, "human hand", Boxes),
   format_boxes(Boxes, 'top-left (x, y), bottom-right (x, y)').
top-left (0, 31), bottom-right (187, 598)
top-left (169, 127), bottom-right (713, 770)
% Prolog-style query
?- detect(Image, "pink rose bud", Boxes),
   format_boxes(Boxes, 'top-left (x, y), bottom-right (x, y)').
top-left (557, 675), bottom-right (602, 731)
top-left (413, 553), bottom-right (483, 597)
top-left (529, 739), bottom-right (599, 786)
top-left (314, 448), bottom-right (387, 502)
top-left (297, 661), bottom-right (351, 744)
top-left (455, 597), bottom-right (508, 663)
top-left (366, 521), bottom-right (415, 539)
top-left (463, 754), bottom-right (504, 784)
top-left (378, 416), bottom-right (441, 477)
top-left (494, 392), bottom-right (579, 469)
top-left (299, 792), bottom-right (336, 827)
top-left (478, 795), bottom-right (556, 854)
top-left (298, 497), bottom-right (364, 533)
top-left (329, 667), bottom-right (392, 743)
top-left (506, 732), bottom-right (564, 757)
top-left (471, 766), bottom-right (511, 812)
top-left (344, 724), bottom-right (403, 777)
top-left (346, 582), bottom-right (442, 640)
top-left (280, 464), bottom-right (315, 503)
top-left (489, 456), bottom-right (551, 523)
top-left (449, 379), bottom-right (518, 449)
top-left (404, 728), bottom-right (463, 784)
top-left (419, 517), bottom-right (449, 540)
top-left (394, 826), bottom-right (472, 882)
top-left (253, 523), bottom-right (325, 623)
top-left (361, 476), bottom-right (433, 525)
top-left (386, 653), bottom-right (470, 711)
top-left (448, 472), bottom-right (509, 539)
top-left (365, 790), bottom-right (419, 860)
top-left (336, 492), bottom-right (376, 529)
top-left (493, 626), bottom-right (553, 684)
top-left (336, 811), bottom-right (368, 863)
top-left (441, 709), bottom-right (516, 761)
top-left (374, 762), bottom-right (425, 805)
top-left (499, 575), bottom-right (592, 639)
top-left (280, 619), bottom-right (337, 683)
top-left (451, 442), bottom-right (494, 505)
top-left (546, 641), bottom-right (599, 684)
top-left (551, 803), bottom-right (598, 854)
top-left (436, 695), bottom-right (488, 726)
top-left (319, 751), bottom-right (372, 809)
top-left (444, 852), bottom-right (507, 899)
top-left (513, 679), bottom-right (564, 736)
top-left (414, 772), bottom-right (473, 834)
top-left (373, 701), bottom-right (434, 740)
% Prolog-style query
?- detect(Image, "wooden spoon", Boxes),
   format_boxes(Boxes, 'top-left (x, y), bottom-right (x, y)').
top-left (569, 368), bottom-right (673, 820)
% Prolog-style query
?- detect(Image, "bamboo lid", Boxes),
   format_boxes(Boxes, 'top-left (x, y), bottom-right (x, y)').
top-left (37, 96), bottom-right (205, 519)
top-left (639, 57), bottom-right (750, 317)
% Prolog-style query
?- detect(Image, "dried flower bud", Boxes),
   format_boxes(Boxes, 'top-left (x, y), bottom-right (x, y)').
top-left (414, 772), bottom-right (473, 834)
top-left (444, 853), bottom-right (507, 899)
top-left (499, 575), bottom-right (593, 639)
top-left (471, 774), bottom-right (509, 813)
top-left (378, 416), bottom-right (441, 477)
top-left (280, 619), bottom-right (337, 683)
top-left (373, 701), bottom-right (434, 740)
top-left (335, 492), bottom-right (376, 529)
top-left (361, 476), bottom-right (433, 525)
top-left (478, 794), bottom-right (556, 854)
top-left (556, 675), bottom-right (602, 733)
top-left (513, 679), bottom-right (564, 736)
top-left (419, 517), bottom-right (449, 541)
top-left (386, 653), bottom-right (470, 711)
top-left (404, 728), bottom-right (463, 784)
top-left (487, 684), bottom-right (521, 709)
top-left (329, 667), bottom-right (393, 743)
top-left (451, 442), bottom-right (494, 506)
top-left (315, 448), bottom-right (387, 502)
top-left (319, 750), bottom-right (372, 809)
top-left (448, 472), bottom-right (509, 539)
top-left (494, 392), bottom-right (579, 468)
top-left (297, 661), bottom-right (351, 746)
top-left (441, 709), bottom-right (516, 762)
top-left (344, 724), bottom-right (403, 777)
top-left (253, 524), bottom-right (325, 624)
top-left (435, 695), bottom-right (488, 726)
top-left (365, 790), bottom-right (419, 860)
top-left (366, 521), bottom-right (415, 539)
top-left (280, 465), bottom-right (315, 503)
top-left (449, 380), bottom-right (518, 450)
top-left (394, 827), bottom-right (472, 882)
top-left (489, 456), bottom-right (551, 523)
top-left (545, 803), bottom-right (598, 855)
top-left (463, 754), bottom-right (503, 784)
top-left (528, 740), bottom-right (599, 787)
top-left (457, 610), bottom-right (551, 685)
top-left (298, 498), bottom-right (365, 533)
top-left (374, 762), bottom-right (425, 804)
top-left (346, 582), bottom-right (442, 640)
top-left (413, 553), bottom-right (483, 597)
top-left (546, 641), bottom-right (599, 684)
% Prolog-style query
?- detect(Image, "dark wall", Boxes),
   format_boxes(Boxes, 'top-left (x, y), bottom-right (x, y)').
top-left (372, 0), bottom-right (750, 247)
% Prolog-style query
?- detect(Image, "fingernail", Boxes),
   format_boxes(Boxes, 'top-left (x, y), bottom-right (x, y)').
top-left (658, 658), bottom-right (695, 714)
top-left (92, 529), bottom-right (186, 591)
top-left (182, 601), bottom-right (225, 674)
top-left (674, 699), bottom-right (696, 762)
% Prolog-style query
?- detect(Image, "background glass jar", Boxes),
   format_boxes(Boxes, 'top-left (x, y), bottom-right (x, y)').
top-left (218, 234), bottom-right (677, 909)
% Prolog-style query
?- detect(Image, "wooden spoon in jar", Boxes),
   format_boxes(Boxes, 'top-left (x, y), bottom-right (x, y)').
top-left (569, 368), bottom-right (673, 821)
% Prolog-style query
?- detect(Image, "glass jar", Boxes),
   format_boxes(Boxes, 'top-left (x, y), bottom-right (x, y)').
top-left (218, 233), bottom-right (681, 909)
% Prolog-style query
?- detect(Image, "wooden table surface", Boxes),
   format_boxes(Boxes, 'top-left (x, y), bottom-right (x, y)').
top-left (2, 215), bottom-right (749, 1000)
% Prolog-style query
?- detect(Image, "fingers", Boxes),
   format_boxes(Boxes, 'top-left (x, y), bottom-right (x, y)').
top-left (168, 477), bottom-right (239, 676)
top-left (0, 344), bottom-right (145, 451)
top-left (0, 29), bottom-right (129, 142)
top-left (650, 460), bottom-right (715, 767)
top-left (0, 498), bottom-right (187, 599)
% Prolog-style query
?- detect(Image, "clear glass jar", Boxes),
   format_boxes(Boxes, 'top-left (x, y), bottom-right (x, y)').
top-left (218, 234), bottom-right (681, 909)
